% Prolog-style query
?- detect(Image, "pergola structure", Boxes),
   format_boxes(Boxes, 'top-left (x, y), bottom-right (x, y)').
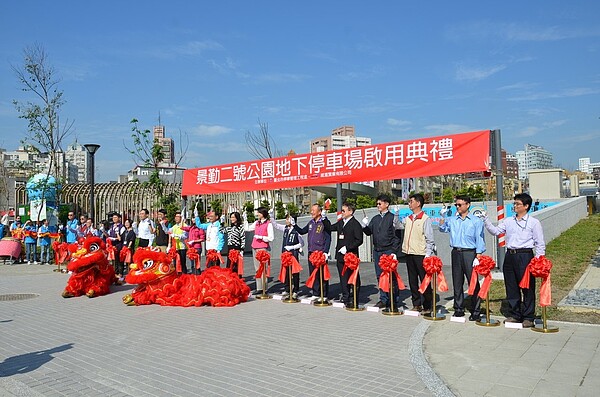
top-left (16, 182), bottom-right (182, 223)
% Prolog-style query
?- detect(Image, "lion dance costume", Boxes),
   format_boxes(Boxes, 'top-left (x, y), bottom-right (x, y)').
top-left (123, 247), bottom-right (250, 307)
top-left (62, 237), bottom-right (117, 298)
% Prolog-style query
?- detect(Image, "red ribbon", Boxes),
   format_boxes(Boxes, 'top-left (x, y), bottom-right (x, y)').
top-left (187, 247), bottom-right (200, 270)
top-left (306, 251), bottom-right (330, 289)
top-left (378, 254), bottom-right (406, 292)
top-left (228, 249), bottom-right (244, 276)
top-left (342, 252), bottom-right (361, 286)
top-left (24, 229), bottom-right (38, 239)
top-left (168, 245), bottom-right (181, 273)
top-left (119, 246), bottom-right (132, 264)
top-left (419, 256), bottom-right (449, 293)
top-left (52, 241), bottom-right (70, 265)
top-left (519, 255), bottom-right (553, 306)
top-left (254, 250), bottom-right (271, 279)
top-left (205, 249), bottom-right (224, 267)
top-left (468, 255), bottom-right (496, 299)
top-left (105, 239), bottom-right (116, 261)
top-left (279, 251), bottom-right (303, 283)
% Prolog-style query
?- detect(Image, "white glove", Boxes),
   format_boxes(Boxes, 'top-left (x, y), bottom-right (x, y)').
top-left (338, 246), bottom-right (347, 255)
top-left (362, 217), bottom-right (369, 227)
top-left (242, 211), bottom-right (248, 222)
top-left (440, 206), bottom-right (449, 217)
top-left (477, 210), bottom-right (487, 220)
top-left (289, 217), bottom-right (295, 226)
top-left (167, 245), bottom-right (171, 251)
top-left (194, 207), bottom-right (199, 218)
top-left (473, 258), bottom-right (480, 267)
top-left (336, 212), bottom-right (342, 221)
top-left (284, 245), bottom-right (293, 251)
top-left (321, 209), bottom-right (327, 218)
top-left (254, 235), bottom-right (263, 241)
top-left (220, 214), bottom-right (225, 223)
top-left (268, 208), bottom-right (274, 219)
top-left (391, 253), bottom-right (397, 260)
top-left (324, 252), bottom-right (330, 261)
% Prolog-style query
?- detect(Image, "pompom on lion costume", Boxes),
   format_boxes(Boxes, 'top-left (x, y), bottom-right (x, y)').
top-left (62, 237), bottom-right (117, 298)
top-left (123, 247), bottom-right (250, 307)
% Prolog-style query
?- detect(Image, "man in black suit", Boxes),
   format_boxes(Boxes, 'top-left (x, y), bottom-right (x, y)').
top-left (333, 202), bottom-right (364, 307)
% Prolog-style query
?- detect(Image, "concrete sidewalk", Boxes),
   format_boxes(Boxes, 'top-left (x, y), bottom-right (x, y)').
top-left (1, 253), bottom-right (599, 396)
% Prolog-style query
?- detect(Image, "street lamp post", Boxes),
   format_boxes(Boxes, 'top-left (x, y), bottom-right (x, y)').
top-left (83, 144), bottom-right (101, 222)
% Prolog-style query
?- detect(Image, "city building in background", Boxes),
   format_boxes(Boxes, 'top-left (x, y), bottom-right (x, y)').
top-left (516, 143), bottom-right (554, 180)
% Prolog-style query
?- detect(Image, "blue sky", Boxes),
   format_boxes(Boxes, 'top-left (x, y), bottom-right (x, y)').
top-left (1, 1), bottom-right (599, 182)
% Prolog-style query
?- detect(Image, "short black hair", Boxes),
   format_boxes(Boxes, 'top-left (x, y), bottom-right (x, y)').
top-left (342, 202), bottom-right (355, 213)
top-left (376, 194), bottom-right (391, 204)
top-left (455, 195), bottom-right (471, 205)
top-left (514, 193), bottom-right (533, 212)
top-left (256, 207), bottom-right (270, 220)
top-left (409, 193), bottom-right (425, 207)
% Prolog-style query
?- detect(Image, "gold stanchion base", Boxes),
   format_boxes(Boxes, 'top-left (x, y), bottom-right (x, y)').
top-left (476, 317), bottom-right (501, 327)
top-left (255, 293), bottom-right (272, 300)
top-left (282, 297), bottom-right (300, 303)
top-left (531, 324), bottom-right (559, 333)
top-left (53, 268), bottom-right (62, 272)
top-left (346, 306), bottom-right (365, 312)
top-left (423, 311), bottom-right (446, 321)
top-left (313, 298), bottom-right (332, 307)
top-left (381, 308), bottom-right (403, 316)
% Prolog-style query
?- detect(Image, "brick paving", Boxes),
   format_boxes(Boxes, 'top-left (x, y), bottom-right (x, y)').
top-left (0, 260), bottom-right (446, 397)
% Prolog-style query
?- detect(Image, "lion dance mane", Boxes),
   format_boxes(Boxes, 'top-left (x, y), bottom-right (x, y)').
top-left (62, 237), bottom-right (117, 298)
top-left (123, 248), bottom-right (250, 307)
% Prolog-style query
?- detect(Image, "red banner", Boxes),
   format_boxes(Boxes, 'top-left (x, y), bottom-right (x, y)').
top-left (182, 130), bottom-right (490, 195)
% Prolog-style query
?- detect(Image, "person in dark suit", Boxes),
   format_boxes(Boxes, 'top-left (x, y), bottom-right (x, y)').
top-left (332, 202), bottom-right (364, 307)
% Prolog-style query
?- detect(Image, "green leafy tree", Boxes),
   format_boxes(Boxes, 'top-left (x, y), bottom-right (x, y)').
top-left (243, 201), bottom-right (255, 223)
top-left (209, 198), bottom-right (223, 215)
top-left (275, 201), bottom-right (285, 219)
top-left (12, 44), bottom-right (73, 219)
top-left (285, 202), bottom-right (299, 217)
top-left (356, 195), bottom-right (376, 209)
top-left (124, 118), bottom-right (166, 202)
top-left (441, 187), bottom-right (455, 203)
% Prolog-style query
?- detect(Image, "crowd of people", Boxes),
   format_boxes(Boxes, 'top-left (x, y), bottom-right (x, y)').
top-left (0, 192), bottom-right (545, 326)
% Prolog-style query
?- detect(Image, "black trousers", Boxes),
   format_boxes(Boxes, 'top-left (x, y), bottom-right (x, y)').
top-left (336, 256), bottom-right (361, 304)
top-left (405, 254), bottom-right (432, 310)
top-left (113, 245), bottom-right (124, 276)
top-left (281, 267), bottom-right (300, 294)
top-left (451, 248), bottom-right (481, 315)
top-left (504, 251), bottom-right (536, 321)
top-left (177, 249), bottom-right (188, 274)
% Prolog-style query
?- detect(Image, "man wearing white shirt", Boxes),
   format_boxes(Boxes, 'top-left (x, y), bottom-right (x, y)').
top-left (136, 208), bottom-right (155, 251)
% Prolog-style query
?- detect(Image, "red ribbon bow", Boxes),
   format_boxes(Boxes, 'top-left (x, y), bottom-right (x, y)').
top-left (419, 256), bottom-right (449, 293)
top-left (52, 241), bottom-right (70, 265)
top-left (279, 251), bottom-right (303, 283)
top-left (119, 246), bottom-right (132, 264)
top-left (228, 249), bottom-right (244, 276)
top-left (187, 247), bottom-right (200, 270)
top-left (468, 255), bottom-right (496, 299)
top-left (105, 239), bottom-right (116, 261)
top-left (378, 254), bottom-right (406, 292)
top-left (306, 251), bottom-right (330, 289)
top-left (519, 255), bottom-right (553, 306)
top-left (168, 245), bottom-right (181, 273)
top-left (205, 249), bottom-right (224, 267)
top-left (255, 250), bottom-right (271, 279)
top-left (342, 252), bottom-right (361, 286)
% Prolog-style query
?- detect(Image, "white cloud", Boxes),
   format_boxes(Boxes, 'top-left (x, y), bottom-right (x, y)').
top-left (510, 87), bottom-right (600, 101)
top-left (387, 118), bottom-right (411, 127)
top-left (190, 124), bottom-right (232, 137)
top-left (455, 63), bottom-right (506, 81)
top-left (424, 124), bottom-right (471, 134)
top-left (252, 73), bottom-right (311, 84)
top-left (516, 127), bottom-right (541, 137)
top-left (174, 40), bottom-right (224, 56)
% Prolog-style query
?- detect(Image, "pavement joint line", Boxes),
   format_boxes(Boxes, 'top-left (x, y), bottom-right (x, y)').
top-left (408, 320), bottom-right (455, 397)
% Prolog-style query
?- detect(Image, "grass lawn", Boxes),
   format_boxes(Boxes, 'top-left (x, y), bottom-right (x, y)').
top-left (484, 213), bottom-right (600, 324)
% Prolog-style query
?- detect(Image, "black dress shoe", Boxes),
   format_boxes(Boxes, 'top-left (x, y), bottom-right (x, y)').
top-left (469, 313), bottom-right (480, 321)
top-left (375, 301), bottom-right (386, 308)
top-left (454, 311), bottom-right (465, 317)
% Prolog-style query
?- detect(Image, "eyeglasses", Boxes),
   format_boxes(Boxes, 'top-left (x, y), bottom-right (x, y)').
top-left (513, 203), bottom-right (523, 207)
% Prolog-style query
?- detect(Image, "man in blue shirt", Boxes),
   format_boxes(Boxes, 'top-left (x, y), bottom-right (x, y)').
top-left (439, 195), bottom-right (485, 321)
top-left (65, 211), bottom-right (79, 243)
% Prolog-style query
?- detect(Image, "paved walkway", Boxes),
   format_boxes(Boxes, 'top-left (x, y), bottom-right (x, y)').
top-left (1, 252), bottom-right (599, 396)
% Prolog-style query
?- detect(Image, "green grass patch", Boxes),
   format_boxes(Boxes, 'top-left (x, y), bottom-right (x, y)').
top-left (484, 213), bottom-right (600, 324)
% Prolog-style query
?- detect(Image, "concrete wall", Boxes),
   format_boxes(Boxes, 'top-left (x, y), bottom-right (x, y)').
top-left (529, 169), bottom-right (564, 199)
top-left (260, 197), bottom-right (588, 267)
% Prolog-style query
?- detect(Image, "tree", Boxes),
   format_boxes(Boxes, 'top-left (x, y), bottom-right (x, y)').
top-left (285, 202), bottom-right (300, 217)
top-left (124, 118), bottom-right (166, 201)
top-left (243, 201), bottom-right (255, 223)
top-left (356, 195), bottom-right (376, 209)
top-left (12, 44), bottom-right (73, 219)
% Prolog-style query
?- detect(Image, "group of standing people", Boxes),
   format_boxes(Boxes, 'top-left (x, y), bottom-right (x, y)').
top-left (244, 191), bottom-right (545, 327)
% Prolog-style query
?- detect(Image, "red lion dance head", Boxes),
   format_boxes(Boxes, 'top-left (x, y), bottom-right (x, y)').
top-left (62, 236), bottom-right (116, 298)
